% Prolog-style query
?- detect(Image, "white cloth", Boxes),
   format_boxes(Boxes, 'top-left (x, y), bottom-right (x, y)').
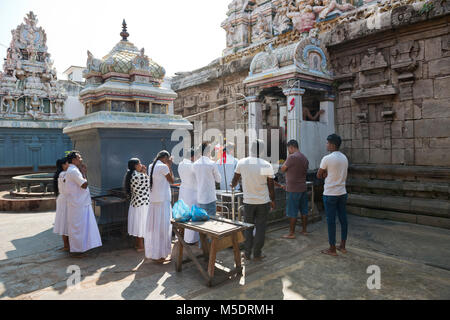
top-left (65, 164), bottom-right (102, 253)
top-left (235, 157), bottom-right (275, 205)
top-left (216, 153), bottom-right (240, 191)
top-left (320, 151), bottom-right (348, 196)
top-left (193, 156), bottom-right (221, 204)
top-left (148, 160), bottom-right (171, 203)
top-left (178, 159), bottom-right (199, 244)
top-left (53, 171), bottom-right (68, 236)
top-left (144, 201), bottom-right (173, 260)
top-left (128, 171), bottom-right (149, 237)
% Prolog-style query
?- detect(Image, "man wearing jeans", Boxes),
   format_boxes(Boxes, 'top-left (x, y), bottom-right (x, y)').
top-left (317, 134), bottom-right (349, 257)
top-left (280, 139), bottom-right (309, 239)
top-left (231, 139), bottom-right (275, 262)
top-left (193, 142), bottom-right (222, 217)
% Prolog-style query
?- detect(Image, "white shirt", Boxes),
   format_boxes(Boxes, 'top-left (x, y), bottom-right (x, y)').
top-left (235, 157), bottom-right (274, 205)
top-left (193, 156), bottom-right (221, 204)
top-left (58, 171), bottom-right (67, 195)
top-left (65, 164), bottom-right (91, 207)
top-left (320, 151), bottom-right (348, 196)
top-left (216, 153), bottom-right (240, 191)
top-left (148, 160), bottom-right (171, 203)
top-left (178, 159), bottom-right (197, 191)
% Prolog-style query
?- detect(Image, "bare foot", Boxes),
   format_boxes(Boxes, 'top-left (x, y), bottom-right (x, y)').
top-left (136, 247), bottom-right (144, 252)
top-left (58, 247), bottom-right (70, 252)
top-left (299, 231), bottom-right (308, 236)
top-left (282, 234), bottom-right (296, 239)
top-left (337, 246), bottom-right (347, 254)
top-left (253, 255), bottom-right (266, 262)
top-left (320, 249), bottom-right (338, 257)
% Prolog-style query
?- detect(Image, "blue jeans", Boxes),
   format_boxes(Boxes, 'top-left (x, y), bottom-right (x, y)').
top-left (198, 201), bottom-right (216, 217)
top-left (323, 194), bottom-right (348, 246)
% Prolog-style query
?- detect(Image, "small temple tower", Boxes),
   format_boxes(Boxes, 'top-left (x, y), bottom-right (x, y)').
top-left (0, 12), bottom-right (71, 172)
top-left (78, 20), bottom-right (175, 115)
top-left (64, 21), bottom-right (192, 196)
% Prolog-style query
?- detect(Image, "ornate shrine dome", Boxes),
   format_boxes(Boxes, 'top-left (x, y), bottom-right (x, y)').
top-left (99, 36), bottom-right (165, 80)
top-left (79, 20), bottom-right (176, 115)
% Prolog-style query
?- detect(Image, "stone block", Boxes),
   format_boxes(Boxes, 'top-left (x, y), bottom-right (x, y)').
top-left (392, 149), bottom-right (405, 164)
top-left (429, 57), bottom-right (450, 77)
top-left (411, 198), bottom-right (450, 218)
top-left (422, 98), bottom-right (450, 118)
top-left (391, 121), bottom-right (404, 139)
top-left (429, 137), bottom-right (450, 149)
top-left (369, 148), bottom-right (391, 164)
top-left (404, 120), bottom-right (414, 139)
top-left (351, 148), bottom-right (369, 164)
top-left (413, 79), bottom-right (434, 99)
top-left (369, 122), bottom-right (384, 139)
top-left (392, 139), bottom-right (404, 149)
top-left (434, 77), bottom-right (450, 99)
top-left (415, 148), bottom-right (450, 166)
top-left (416, 215), bottom-right (450, 230)
top-left (360, 208), bottom-right (417, 224)
top-left (414, 118), bottom-right (450, 138)
top-left (424, 37), bottom-right (442, 61)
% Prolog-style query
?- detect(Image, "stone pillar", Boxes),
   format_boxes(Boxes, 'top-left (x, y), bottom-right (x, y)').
top-left (320, 93), bottom-right (335, 126)
top-left (246, 94), bottom-right (262, 155)
top-left (135, 100), bottom-right (140, 113)
top-left (149, 102), bottom-right (153, 114)
top-left (107, 100), bottom-right (112, 112)
top-left (282, 87), bottom-right (305, 145)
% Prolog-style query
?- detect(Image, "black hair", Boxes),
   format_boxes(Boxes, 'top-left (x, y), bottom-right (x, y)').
top-left (287, 139), bottom-right (299, 149)
top-left (201, 142), bottom-right (210, 156)
top-left (189, 147), bottom-right (195, 159)
top-left (327, 134), bottom-right (342, 149)
top-left (66, 151), bottom-right (80, 164)
top-left (149, 150), bottom-right (171, 191)
top-left (124, 158), bottom-right (140, 198)
top-left (53, 157), bottom-right (68, 196)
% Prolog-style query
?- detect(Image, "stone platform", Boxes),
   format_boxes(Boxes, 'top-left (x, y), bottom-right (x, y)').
top-left (0, 191), bottom-right (55, 212)
top-left (0, 210), bottom-right (448, 300)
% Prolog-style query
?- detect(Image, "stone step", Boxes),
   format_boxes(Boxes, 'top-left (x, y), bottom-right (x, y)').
top-left (348, 193), bottom-right (450, 218)
top-left (347, 205), bottom-right (450, 230)
top-left (347, 178), bottom-right (449, 196)
top-left (349, 164), bottom-right (450, 182)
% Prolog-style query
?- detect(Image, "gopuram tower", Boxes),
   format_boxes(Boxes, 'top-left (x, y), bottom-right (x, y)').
top-left (0, 12), bottom-right (71, 172)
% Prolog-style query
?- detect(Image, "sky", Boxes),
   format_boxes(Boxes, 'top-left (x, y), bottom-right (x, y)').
top-left (0, 0), bottom-right (231, 78)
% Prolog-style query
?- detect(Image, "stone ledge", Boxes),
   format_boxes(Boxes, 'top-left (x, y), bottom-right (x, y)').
top-left (347, 205), bottom-right (450, 230)
top-left (348, 193), bottom-right (450, 217)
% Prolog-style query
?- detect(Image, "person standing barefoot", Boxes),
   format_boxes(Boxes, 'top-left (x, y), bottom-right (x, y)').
top-left (124, 158), bottom-right (149, 252)
top-left (317, 134), bottom-right (349, 257)
top-left (145, 151), bottom-right (174, 263)
top-left (53, 157), bottom-right (70, 251)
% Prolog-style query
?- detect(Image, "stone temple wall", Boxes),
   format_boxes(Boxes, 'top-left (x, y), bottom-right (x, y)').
top-left (172, 0), bottom-right (450, 229)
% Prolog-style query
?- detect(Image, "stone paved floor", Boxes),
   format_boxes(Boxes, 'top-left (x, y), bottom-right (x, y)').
top-left (0, 210), bottom-right (449, 300)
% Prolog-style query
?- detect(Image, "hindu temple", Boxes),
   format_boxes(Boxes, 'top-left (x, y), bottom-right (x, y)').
top-left (172, 0), bottom-right (450, 229)
top-left (0, 12), bottom-right (71, 174)
top-left (63, 20), bottom-right (192, 197)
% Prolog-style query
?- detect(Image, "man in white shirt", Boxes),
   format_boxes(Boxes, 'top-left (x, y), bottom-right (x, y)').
top-left (317, 134), bottom-right (349, 257)
top-left (193, 143), bottom-right (222, 216)
top-left (216, 142), bottom-right (239, 192)
top-left (65, 151), bottom-right (102, 255)
top-left (178, 148), bottom-right (199, 244)
top-left (231, 139), bottom-right (275, 262)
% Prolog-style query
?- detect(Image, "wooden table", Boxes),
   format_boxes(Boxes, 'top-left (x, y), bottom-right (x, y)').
top-left (172, 216), bottom-right (253, 287)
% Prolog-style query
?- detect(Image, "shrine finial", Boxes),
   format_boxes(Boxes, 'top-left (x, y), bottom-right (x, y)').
top-left (120, 19), bottom-right (129, 41)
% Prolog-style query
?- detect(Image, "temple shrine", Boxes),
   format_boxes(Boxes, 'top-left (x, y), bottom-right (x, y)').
top-left (0, 12), bottom-right (71, 173)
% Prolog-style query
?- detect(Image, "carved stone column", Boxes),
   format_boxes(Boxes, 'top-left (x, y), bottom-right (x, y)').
top-left (246, 94), bottom-right (262, 155)
top-left (282, 87), bottom-right (305, 145)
